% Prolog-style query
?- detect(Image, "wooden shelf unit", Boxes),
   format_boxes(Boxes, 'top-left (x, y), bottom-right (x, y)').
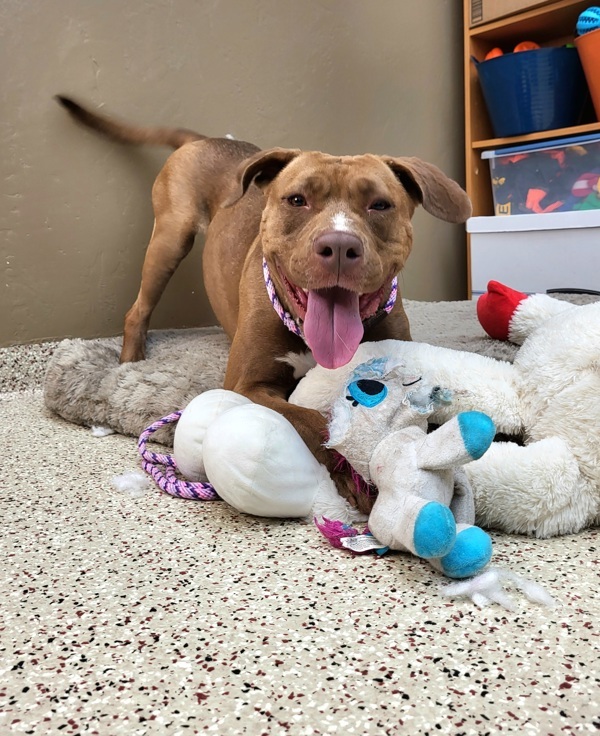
top-left (463, 0), bottom-right (600, 219)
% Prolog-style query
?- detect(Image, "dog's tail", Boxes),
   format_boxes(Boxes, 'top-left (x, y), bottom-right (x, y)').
top-left (55, 95), bottom-right (206, 149)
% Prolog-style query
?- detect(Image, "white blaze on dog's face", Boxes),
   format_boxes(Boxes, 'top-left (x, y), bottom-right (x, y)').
top-left (229, 148), bottom-right (471, 369)
top-left (331, 210), bottom-right (353, 233)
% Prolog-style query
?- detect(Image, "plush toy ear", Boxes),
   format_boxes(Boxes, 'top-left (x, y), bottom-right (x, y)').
top-left (382, 156), bottom-right (472, 224)
top-left (222, 147), bottom-right (302, 207)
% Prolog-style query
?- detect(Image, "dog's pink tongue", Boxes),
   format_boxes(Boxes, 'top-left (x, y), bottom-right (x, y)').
top-left (303, 288), bottom-right (363, 369)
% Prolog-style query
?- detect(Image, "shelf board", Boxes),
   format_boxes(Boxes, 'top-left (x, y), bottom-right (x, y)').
top-left (468, 0), bottom-right (589, 43)
top-left (472, 121), bottom-right (600, 150)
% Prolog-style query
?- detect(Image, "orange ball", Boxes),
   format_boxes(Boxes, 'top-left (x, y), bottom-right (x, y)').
top-left (485, 47), bottom-right (504, 60)
top-left (513, 40), bottom-right (540, 52)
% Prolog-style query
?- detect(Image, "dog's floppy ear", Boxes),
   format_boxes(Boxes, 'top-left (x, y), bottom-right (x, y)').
top-left (223, 147), bottom-right (302, 207)
top-left (382, 156), bottom-right (472, 224)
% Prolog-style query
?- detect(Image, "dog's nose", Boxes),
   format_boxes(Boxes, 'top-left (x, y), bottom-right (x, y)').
top-left (313, 230), bottom-right (364, 276)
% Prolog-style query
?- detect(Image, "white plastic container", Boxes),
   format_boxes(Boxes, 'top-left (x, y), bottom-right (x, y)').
top-left (468, 210), bottom-right (600, 297)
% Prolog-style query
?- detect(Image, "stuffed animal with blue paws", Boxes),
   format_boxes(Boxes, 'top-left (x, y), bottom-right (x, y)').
top-left (324, 359), bottom-right (495, 578)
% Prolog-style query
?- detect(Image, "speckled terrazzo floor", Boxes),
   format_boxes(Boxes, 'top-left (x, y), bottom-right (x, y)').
top-left (1, 346), bottom-right (599, 735)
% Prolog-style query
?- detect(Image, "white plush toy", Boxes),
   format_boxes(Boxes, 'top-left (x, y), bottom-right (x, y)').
top-left (161, 280), bottom-right (598, 556)
top-left (171, 389), bottom-right (366, 525)
top-left (319, 358), bottom-right (495, 578)
top-left (169, 365), bottom-right (495, 579)
top-left (291, 281), bottom-right (600, 538)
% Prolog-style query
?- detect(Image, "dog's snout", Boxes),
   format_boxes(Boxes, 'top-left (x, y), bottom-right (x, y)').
top-left (313, 230), bottom-right (364, 276)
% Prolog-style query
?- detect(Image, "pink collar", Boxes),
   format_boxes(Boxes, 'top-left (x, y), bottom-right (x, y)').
top-left (262, 258), bottom-right (398, 339)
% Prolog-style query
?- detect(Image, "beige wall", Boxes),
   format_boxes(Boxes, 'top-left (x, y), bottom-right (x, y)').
top-left (0, 0), bottom-right (466, 347)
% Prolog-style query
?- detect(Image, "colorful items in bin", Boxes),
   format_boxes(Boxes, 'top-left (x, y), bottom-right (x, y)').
top-left (576, 7), bottom-right (600, 35)
top-left (483, 41), bottom-right (540, 61)
top-left (572, 170), bottom-right (600, 209)
top-left (513, 40), bottom-right (541, 52)
top-left (483, 134), bottom-right (600, 216)
top-left (484, 47), bottom-right (503, 60)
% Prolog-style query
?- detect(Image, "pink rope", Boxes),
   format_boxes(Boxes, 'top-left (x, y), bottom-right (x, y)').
top-left (137, 412), bottom-right (219, 501)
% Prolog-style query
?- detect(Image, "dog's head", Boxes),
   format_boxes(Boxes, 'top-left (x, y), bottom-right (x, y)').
top-left (225, 148), bottom-right (471, 369)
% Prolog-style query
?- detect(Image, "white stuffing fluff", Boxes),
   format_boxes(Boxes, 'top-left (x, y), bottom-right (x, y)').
top-left (112, 471), bottom-right (150, 498)
top-left (440, 567), bottom-right (557, 611)
top-left (91, 425), bottom-right (115, 437)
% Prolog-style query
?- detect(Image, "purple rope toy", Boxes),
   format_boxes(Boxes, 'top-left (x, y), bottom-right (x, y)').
top-left (262, 258), bottom-right (399, 336)
top-left (137, 411), bottom-right (219, 501)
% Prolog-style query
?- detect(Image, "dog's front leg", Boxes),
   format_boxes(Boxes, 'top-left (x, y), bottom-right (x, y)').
top-left (223, 314), bottom-right (375, 514)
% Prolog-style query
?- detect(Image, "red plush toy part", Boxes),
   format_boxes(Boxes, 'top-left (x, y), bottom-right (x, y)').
top-left (476, 280), bottom-right (528, 341)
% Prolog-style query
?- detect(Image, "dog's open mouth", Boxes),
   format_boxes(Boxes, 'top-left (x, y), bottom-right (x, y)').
top-left (281, 272), bottom-right (388, 369)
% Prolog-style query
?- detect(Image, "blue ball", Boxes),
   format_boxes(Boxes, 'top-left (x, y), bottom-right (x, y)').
top-left (577, 6), bottom-right (600, 35)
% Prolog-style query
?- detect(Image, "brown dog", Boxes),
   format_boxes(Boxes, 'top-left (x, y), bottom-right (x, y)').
top-left (56, 96), bottom-right (471, 512)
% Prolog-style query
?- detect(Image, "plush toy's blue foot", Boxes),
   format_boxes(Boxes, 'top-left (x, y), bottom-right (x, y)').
top-left (457, 411), bottom-right (496, 460)
top-left (439, 526), bottom-right (492, 579)
top-left (413, 502), bottom-right (456, 559)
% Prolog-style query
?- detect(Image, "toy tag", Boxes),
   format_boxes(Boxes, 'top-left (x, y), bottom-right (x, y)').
top-left (341, 534), bottom-right (388, 553)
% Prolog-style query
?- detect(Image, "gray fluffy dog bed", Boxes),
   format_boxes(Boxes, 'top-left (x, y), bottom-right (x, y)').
top-left (44, 295), bottom-right (596, 444)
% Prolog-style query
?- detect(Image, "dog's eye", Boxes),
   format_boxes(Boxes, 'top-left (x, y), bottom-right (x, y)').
top-left (286, 194), bottom-right (308, 207)
top-left (369, 199), bottom-right (392, 211)
top-left (346, 379), bottom-right (387, 408)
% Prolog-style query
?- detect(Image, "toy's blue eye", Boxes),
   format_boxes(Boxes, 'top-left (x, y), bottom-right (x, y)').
top-left (346, 379), bottom-right (388, 408)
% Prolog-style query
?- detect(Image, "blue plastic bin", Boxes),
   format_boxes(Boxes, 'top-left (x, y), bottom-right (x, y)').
top-left (474, 47), bottom-right (589, 138)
